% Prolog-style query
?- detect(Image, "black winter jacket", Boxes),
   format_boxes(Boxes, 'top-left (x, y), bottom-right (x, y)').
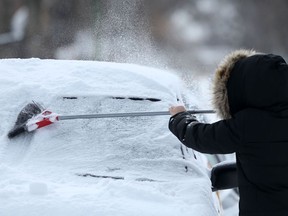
top-left (169, 51), bottom-right (288, 216)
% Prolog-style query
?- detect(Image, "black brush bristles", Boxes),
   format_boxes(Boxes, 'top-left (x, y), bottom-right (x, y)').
top-left (7, 102), bottom-right (43, 139)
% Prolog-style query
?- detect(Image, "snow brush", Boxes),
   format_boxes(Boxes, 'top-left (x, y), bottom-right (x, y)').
top-left (7, 102), bottom-right (215, 139)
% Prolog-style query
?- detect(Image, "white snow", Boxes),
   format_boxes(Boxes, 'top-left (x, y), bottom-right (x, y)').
top-left (169, 10), bottom-right (208, 43)
top-left (0, 59), bottom-right (222, 216)
top-left (0, 6), bottom-right (29, 45)
top-left (10, 6), bottom-right (29, 41)
top-left (29, 182), bottom-right (48, 195)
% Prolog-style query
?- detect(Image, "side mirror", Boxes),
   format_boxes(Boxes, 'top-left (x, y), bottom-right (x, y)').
top-left (211, 161), bottom-right (238, 192)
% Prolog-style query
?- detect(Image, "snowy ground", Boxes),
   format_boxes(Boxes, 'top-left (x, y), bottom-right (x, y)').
top-left (0, 59), bottom-right (223, 216)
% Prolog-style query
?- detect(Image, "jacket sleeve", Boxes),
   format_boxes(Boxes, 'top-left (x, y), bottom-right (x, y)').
top-left (168, 112), bottom-right (241, 154)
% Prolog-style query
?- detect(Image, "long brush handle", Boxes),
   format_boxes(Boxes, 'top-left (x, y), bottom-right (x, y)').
top-left (7, 109), bottom-right (215, 138)
top-left (58, 110), bottom-right (215, 120)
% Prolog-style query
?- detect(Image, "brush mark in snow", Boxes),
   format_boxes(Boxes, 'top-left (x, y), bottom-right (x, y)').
top-left (63, 96), bottom-right (162, 102)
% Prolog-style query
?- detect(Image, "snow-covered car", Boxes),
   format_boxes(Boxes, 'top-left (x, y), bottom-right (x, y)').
top-left (0, 59), bottom-right (223, 216)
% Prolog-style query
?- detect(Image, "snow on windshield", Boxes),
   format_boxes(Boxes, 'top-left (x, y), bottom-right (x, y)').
top-left (0, 59), bottom-right (220, 216)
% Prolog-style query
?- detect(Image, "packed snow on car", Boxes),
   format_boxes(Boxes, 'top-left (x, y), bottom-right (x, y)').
top-left (0, 58), bottom-right (222, 216)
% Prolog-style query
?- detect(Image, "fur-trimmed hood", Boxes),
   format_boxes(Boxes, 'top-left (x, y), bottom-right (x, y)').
top-left (212, 49), bottom-right (288, 119)
top-left (212, 49), bottom-right (256, 119)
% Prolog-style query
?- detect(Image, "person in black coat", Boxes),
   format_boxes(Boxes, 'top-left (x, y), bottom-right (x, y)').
top-left (168, 49), bottom-right (288, 216)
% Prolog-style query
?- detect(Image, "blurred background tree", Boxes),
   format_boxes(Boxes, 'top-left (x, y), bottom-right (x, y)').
top-left (0, 0), bottom-right (287, 76)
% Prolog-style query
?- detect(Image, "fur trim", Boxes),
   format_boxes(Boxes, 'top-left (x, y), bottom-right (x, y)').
top-left (212, 49), bottom-right (256, 119)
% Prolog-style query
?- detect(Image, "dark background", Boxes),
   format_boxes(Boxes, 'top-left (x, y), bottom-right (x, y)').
top-left (1, 0), bottom-right (287, 76)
